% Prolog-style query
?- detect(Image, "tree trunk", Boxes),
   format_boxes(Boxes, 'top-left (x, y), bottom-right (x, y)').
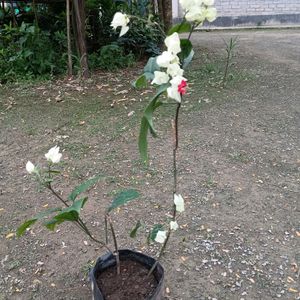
top-left (162, 0), bottom-right (172, 32)
top-left (73, 0), bottom-right (89, 79)
top-left (9, 0), bottom-right (17, 26)
top-left (66, 0), bottom-right (73, 77)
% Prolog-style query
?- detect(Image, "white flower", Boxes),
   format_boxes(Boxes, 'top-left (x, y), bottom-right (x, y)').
top-left (180, 0), bottom-right (197, 11)
top-left (203, 0), bottom-right (214, 6)
top-left (170, 221), bottom-right (179, 231)
top-left (111, 12), bottom-right (130, 37)
top-left (170, 75), bottom-right (187, 86)
top-left (151, 71), bottom-right (170, 85)
top-left (156, 51), bottom-right (177, 68)
top-left (186, 6), bottom-right (205, 23)
top-left (26, 161), bottom-right (35, 174)
top-left (204, 6), bottom-right (217, 22)
top-left (167, 85), bottom-right (182, 103)
top-left (45, 146), bottom-right (62, 164)
top-left (155, 230), bottom-right (167, 243)
top-left (165, 32), bottom-right (181, 55)
top-left (167, 63), bottom-right (184, 78)
top-left (167, 75), bottom-right (187, 103)
top-left (174, 193), bottom-right (185, 212)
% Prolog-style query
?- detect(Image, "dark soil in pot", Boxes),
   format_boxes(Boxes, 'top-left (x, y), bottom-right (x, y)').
top-left (96, 259), bottom-right (157, 300)
top-left (90, 249), bottom-right (164, 300)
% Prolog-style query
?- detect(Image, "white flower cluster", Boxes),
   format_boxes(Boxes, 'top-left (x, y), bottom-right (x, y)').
top-left (180, 0), bottom-right (217, 23)
top-left (111, 12), bottom-right (130, 37)
top-left (152, 32), bottom-right (187, 103)
top-left (154, 193), bottom-right (185, 244)
top-left (26, 146), bottom-right (62, 174)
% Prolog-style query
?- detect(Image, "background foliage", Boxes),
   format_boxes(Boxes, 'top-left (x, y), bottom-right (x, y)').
top-left (0, 0), bottom-right (164, 82)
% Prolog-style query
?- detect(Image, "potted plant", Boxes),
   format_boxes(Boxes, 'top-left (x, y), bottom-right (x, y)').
top-left (17, 1), bottom-right (217, 299)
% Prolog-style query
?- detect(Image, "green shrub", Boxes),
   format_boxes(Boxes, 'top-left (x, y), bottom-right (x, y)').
top-left (86, 0), bottom-right (164, 57)
top-left (89, 44), bottom-right (135, 71)
top-left (0, 22), bottom-right (67, 83)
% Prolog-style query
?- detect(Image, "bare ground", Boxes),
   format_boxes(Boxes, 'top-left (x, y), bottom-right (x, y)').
top-left (0, 29), bottom-right (299, 300)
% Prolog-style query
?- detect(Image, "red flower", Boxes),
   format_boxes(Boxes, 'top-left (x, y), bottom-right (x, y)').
top-left (178, 80), bottom-right (187, 95)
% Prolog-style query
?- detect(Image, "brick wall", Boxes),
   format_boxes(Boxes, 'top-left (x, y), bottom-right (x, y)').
top-left (172, 0), bottom-right (300, 26)
top-left (214, 0), bottom-right (300, 17)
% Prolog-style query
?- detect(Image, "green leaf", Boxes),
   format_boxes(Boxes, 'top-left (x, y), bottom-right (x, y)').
top-left (143, 57), bottom-right (160, 74)
top-left (44, 219), bottom-right (63, 231)
top-left (138, 84), bottom-right (168, 162)
top-left (168, 22), bottom-right (192, 35)
top-left (17, 207), bottom-right (61, 236)
top-left (183, 49), bottom-right (194, 69)
top-left (68, 175), bottom-right (103, 201)
top-left (148, 224), bottom-right (164, 243)
top-left (132, 74), bottom-right (148, 89)
top-left (108, 189), bottom-right (140, 212)
top-left (54, 197), bottom-right (88, 221)
top-left (178, 39), bottom-right (193, 63)
top-left (130, 220), bottom-right (142, 238)
top-left (44, 198), bottom-right (88, 231)
top-left (17, 219), bottom-right (37, 237)
top-left (49, 170), bottom-right (60, 174)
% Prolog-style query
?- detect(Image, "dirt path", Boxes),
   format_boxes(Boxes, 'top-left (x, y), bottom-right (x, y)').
top-left (0, 29), bottom-right (299, 300)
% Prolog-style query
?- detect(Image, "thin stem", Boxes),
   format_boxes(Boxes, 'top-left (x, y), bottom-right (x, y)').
top-left (107, 214), bottom-right (120, 275)
top-left (148, 102), bottom-right (182, 277)
top-left (149, 22), bottom-right (195, 277)
top-left (47, 184), bottom-right (111, 253)
top-left (105, 214), bottom-right (109, 245)
top-left (173, 103), bottom-right (181, 194)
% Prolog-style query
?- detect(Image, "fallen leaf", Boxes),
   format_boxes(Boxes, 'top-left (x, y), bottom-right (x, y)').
top-left (180, 256), bottom-right (188, 262)
top-left (6, 233), bottom-right (15, 239)
top-left (288, 288), bottom-right (298, 293)
top-left (296, 231), bottom-right (300, 237)
top-left (43, 204), bottom-right (48, 208)
top-left (287, 276), bottom-right (295, 283)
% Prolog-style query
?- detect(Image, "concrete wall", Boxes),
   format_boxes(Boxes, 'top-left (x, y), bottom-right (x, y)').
top-left (172, 0), bottom-right (300, 26)
top-left (215, 0), bottom-right (300, 17)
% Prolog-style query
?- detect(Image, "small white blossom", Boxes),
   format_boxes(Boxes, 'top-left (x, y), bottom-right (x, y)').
top-left (167, 63), bottom-right (184, 78)
top-left (170, 221), bottom-right (179, 231)
top-left (170, 75), bottom-right (187, 86)
top-left (167, 85), bottom-right (182, 103)
top-left (167, 75), bottom-right (187, 103)
top-left (156, 51), bottom-right (177, 68)
top-left (155, 230), bottom-right (167, 243)
top-left (203, 0), bottom-right (214, 6)
top-left (151, 71), bottom-right (170, 85)
top-left (174, 193), bottom-right (185, 212)
top-left (186, 7), bottom-right (205, 23)
top-left (26, 161), bottom-right (35, 174)
top-left (179, 0), bottom-right (198, 11)
top-left (45, 146), bottom-right (62, 164)
top-left (204, 6), bottom-right (217, 22)
top-left (111, 12), bottom-right (130, 37)
top-left (165, 32), bottom-right (181, 55)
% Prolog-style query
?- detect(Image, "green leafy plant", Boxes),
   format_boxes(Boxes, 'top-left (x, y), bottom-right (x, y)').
top-left (0, 22), bottom-right (67, 82)
top-left (222, 36), bottom-right (238, 85)
top-left (89, 43), bottom-right (135, 71)
top-left (17, 0), bottom-right (218, 293)
top-left (19, 146), bottom-right (140, 262)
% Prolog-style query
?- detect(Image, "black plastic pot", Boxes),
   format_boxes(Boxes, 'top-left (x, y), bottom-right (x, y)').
top-left (89, 249), bottom-right (164, 300)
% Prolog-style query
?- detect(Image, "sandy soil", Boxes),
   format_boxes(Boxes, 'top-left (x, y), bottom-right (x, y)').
top-left (0, 29), bottom-right (299, 300)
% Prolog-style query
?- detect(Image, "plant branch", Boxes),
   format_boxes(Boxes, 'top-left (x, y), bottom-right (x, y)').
top-left (47, 184), bottom-right (111, 253)
top-left (107, 214), bottom-right (120, 275)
